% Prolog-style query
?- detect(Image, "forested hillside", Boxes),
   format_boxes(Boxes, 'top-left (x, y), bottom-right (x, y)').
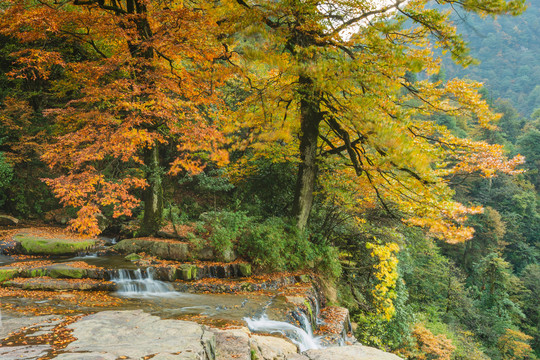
top-left (442, 0), bottom-right (540, 116)
top-left (0, 1), bottom-right (538, 359)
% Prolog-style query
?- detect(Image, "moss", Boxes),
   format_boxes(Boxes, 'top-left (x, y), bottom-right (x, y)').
top-left (238, 263), bottom-right (252, 277)
top-left (0, 269), bottom-right (18, 282)
top-left (304, 299), bottom-right (314, 325)
top-left (23, 268), bottom-right (47, 278)
top-left (48, 266), bottom-right (87, 279)
top-left (177, 264), bottom-right (198, 281)
top-left (15, 234), bottom-right (96, 255)
top-left (125, 253), bottom-right (142, 261)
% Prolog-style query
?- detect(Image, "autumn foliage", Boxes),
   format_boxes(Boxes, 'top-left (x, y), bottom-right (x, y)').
top-left (0, 0), bottom-right (230, 235)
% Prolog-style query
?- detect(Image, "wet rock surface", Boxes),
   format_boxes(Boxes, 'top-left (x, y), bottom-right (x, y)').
top-left (9, 230), bottom-right (98, 256)
top-left (113, 238), bottom-right (191, 261)
top-left (0, 311), bottom-right (403, 360)
top-left (303, 344), bottom-right (403, 360)
top-left (3, 277), bottom-right (115, 291)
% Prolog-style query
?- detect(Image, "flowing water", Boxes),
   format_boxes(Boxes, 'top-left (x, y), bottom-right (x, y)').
top-left (112, 268), bottom-right (178, 297)
top-left (0, 250), bottom-right (334, 350)
top-left (244, 314), bottom-right (322, 352)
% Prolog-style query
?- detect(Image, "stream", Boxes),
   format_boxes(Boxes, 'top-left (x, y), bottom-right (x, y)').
top-left (0, 253), bottom-right (326, 351)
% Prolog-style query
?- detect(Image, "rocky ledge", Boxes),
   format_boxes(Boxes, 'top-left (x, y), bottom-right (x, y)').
top-left (0, 310), bottom-right (402, 360)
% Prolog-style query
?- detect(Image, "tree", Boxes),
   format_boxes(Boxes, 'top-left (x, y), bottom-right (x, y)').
top-left (0, 0), bottom-right (230, 235)
top-left (225, 0), bottom-right (526, 241)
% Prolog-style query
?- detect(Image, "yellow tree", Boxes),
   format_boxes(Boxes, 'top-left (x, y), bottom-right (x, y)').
top-left (223, 0), bottom-right (525, 242)
top-left (0, 0), bottom-right (230, 235)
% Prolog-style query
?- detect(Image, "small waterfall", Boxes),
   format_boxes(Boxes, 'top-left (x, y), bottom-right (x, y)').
top-left (111, 268), bottom-right (178, 297)
top-left (244, 315), bottom-right (322, 352)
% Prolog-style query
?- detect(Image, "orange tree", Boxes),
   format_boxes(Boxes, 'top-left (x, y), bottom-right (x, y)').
top-left (222, 0), bottom-right (526, 243)
top-left (0, 1), bottom-right (230, 235)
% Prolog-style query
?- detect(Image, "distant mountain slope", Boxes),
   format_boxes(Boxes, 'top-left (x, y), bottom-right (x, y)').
top-left (442, 0), bottom-right (540, 116)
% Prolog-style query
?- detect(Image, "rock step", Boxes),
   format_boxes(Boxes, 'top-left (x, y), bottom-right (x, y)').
top-left (173, 274), bottom-right (310, 294)
top-left (0, 310), bottom-right (402, 359)
top-left (0, 263), bottom-right (109, 282)
top-left (150, 262), bottom-right (252, 281)
top-left (3, 277), bottom-right (115, 291)
top-left (4, 230), bottom-right (99, 255)
top-left (1, 261), bottom-right (253, 284)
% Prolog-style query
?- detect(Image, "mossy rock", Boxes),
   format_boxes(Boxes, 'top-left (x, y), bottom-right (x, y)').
top-left (14, 233), bottom-right (96, 255)
top-left (22, 268), bottom-right (47, 278)
top-left (125, 253), bottom-right (142, 261)
top-left (0, 268), bottom-right (18, 282)
top-left (48, 266), bottom-right (87, 279)
top-left (238, 263), bottom-right (252, 277)
top-left (113, 239), bottom-right (190, 261)
top-left (177, 264), bottom-right (197, 281)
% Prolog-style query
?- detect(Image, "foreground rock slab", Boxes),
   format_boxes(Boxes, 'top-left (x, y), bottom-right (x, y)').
top-left (303, 344), bottom-right (403, 360)
top-left (0, 310), bottom-right (403, 360)
top-left (63, 310), bottom-right (213, 359)
top-left (11, 229), bottom-right (97, 255)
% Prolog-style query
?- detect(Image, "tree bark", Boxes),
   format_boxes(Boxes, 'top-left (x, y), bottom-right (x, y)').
top-left (292, 75), bottom-right (323, 230)
top-left (140, 145), bottom-right (163, 236)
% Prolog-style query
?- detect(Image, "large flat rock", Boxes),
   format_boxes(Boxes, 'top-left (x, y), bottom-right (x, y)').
top-left (62, 310), bottom-right (212, 359)
top-left (12, 230), bottom-right (97, 255)
top-left (0, 311), bottom-right (402, 360)
top-left (303, 344), bottom-right (402, 360)
top-left (3, 277), bottom-right (115, 291)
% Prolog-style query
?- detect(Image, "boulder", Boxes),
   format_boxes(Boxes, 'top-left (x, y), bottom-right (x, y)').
top-left (113, 238), bottom-right (190, 261)
top-left (48, 265), bottom-right (87, 279)
top-left (0, 268), bottom-right (18, 282)
top-left (250, 335), bottom-right (298, 360)
top-left (212, 328), bottom-right (251, 360)
top-left (238, 263), bottom-right (252, 277)
top-left (63, 310), bottom-right (212, 359)
top-left (303, 345), bottom-right (402, 360)
top-left (177, 264), bottom-right (198, 281)
top-left (13, 232), bottom-right (97, 255)
top-left (43, 208), bottom-right (71, 225)
top-left (0, 214), bottom-right (18, 226)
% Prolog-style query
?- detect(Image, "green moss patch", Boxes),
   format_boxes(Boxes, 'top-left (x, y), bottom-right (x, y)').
top-left (48, 266), bottom-right (87, 279)
top-left (14, 234), bottom-right (96, 255)
top-left (0, 268), bottom-right (19, 282)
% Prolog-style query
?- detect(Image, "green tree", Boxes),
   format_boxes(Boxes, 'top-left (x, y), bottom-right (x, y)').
top-left (226, 0), bottom-right (525, 242)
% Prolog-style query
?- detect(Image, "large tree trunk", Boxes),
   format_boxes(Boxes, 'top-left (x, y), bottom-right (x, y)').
top-left (292, 75), bottom-right (322, 230)
top-left (140, 145), bottom-right (163, 236)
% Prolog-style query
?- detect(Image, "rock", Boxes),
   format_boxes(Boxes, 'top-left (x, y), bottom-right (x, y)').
top-left (212, 328), bottom-right (251, 360)
top-left (63, 310), bottom-right (212, 359)
top-left (125, 253), bottom-right (142, 261)
top-left (113, 238), bottom-right (190, 261)
top-left (304, 344), bottom-right (402, 360)
top-left (3, 277), bottom-right (115, 291)
top-left (220, 247), bottom-right (237, 263)
top-left (53, 353), bottom-right (117, 360)
top-left (0, 314), bottom-right (61, 340)
top-left (238, 263), bottom-right (252, 277)
top-left (95, 213), bottom-right (110, 232)
top-left (0, 345), bottom-right (51, 360)
top-left (197, 246), bottom-right (215, 261)
top-left (43, 208), bottom-right (72, 225)
top-left (0, 214), bottom-right (18, 226)
top-left (250, 335), bottom-right (298, 360)
top-left (286, 354), bottom-right (310, 360)
top-left (13, 232), bottom-right (97, 255)
top-left (317, 306), bottom-right (353, 346)
top-left (0, 268), bottom-right (18, 282)
top-left (177, 264), bottom-right (198, 281)
top-left (48, 265), bottom-right (87, 279)
top-left (22, 268), bottom-right (47, 278)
